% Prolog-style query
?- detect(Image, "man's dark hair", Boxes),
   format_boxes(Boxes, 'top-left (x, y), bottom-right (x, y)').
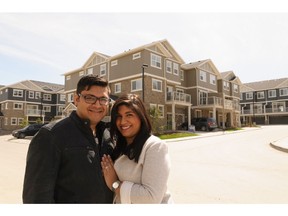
top-left (76, 75), bottom-right (110, 94)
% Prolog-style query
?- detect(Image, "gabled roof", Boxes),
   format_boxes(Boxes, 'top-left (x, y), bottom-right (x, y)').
top-left (63, 39), bottom-right (185, 76)
top-left (241, 77), bottom-right (288, 92)
top-left (182, 59), bottom-right (221, 78)
top-left (1, 80), bottom-right (64, 93)
top-left (111, 39), bottom-right (185, 63)
top-left (221, 70), bottom-right (242, 85)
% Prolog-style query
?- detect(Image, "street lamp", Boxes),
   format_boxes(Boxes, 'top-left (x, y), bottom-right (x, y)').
top-left (252, 91), bottom-right (257, 125)
top-left (142, 64), bottom-right (148, 102)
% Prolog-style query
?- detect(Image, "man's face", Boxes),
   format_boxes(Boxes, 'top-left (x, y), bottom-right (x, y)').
top-left (74, 85), bottom-right (109, 128)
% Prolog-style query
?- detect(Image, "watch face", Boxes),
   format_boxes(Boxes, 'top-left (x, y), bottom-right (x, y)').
top-left (113, 181), bottom-right (120, 189)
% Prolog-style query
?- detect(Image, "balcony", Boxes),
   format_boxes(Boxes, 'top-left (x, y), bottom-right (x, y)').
top-left (26, 109), bottom-right (43, 116)
top-left (166, 92), bottom-right (191, 105)
top-left (200, 96), bottom-right (240, 111)
top-left (241, 107), bottom-right (288, 115)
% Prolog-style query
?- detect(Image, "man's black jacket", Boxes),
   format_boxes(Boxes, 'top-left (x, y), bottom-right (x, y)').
top-left (22, 111), bottom-right (114, 203)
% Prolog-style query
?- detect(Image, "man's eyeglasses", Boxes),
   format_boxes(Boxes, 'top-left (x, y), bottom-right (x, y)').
top-left (78, 94), bottom-right (110, 105)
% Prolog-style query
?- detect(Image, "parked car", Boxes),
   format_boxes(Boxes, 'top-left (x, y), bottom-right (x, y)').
top-left (12, 123), bottom-right (45, 139)
top-left (192, 117), bottom-right (218, 131)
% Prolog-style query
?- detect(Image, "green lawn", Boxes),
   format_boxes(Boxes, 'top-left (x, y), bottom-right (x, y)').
top-left (157, 132), bottom-right (198, 140)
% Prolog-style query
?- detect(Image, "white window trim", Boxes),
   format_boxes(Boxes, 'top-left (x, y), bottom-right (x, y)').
top-left (100, 64), bottom-right (106, 76)
top-left (233, 84), bottom-right (239, 93)
top-left (43, 106), bottom-right (51, 113)
top-left (43, 94), bottom-right (52, 101)
top-left (87, 68), bottom-right (93, 75)
top-left (200, 71), bottom-right (207, 82)
top-left (210, 74), bottom-right (216, 85)
top-left (79, 71), bottom-right (84, 77)
top-left (133, 52), bottom-right (141, 60)
top-left (115, 83), bottom-right (121, 94)
top-left (246, 92), bottom-right (253, 100)
top-left (166, 60), bottom-right (172, 74)
top-left (131, 79), bottom-right (142, 92)
top-left (257, 91), bottom-right (265, 99)
top-left (151, 53), bottom-right (161, 69)
top-left (152, 79), bottom-right (162, 92)
top-left (158, 104), bottom-right (164, 118)
top-left (180, 70), bottom-right (184, 81)
top-left (11, 117), bottom-right (17, 125)
top-left (111, 60), bottom-right (118, 66)
top-left (28, 91), bottom-right (35, 99)
top-left (280, 88), bottom-right (288, 96)
top-left (13, 102), bottom-right (23, 110)
top-left (173, 63), bottom-right (179, 75)
top-left (13, 89), bottom-right (23, 97)
top-left (268, 90), bottom-right (276, 98)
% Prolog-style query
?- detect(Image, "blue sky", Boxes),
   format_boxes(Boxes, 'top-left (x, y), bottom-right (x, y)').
top-left (0, 1), bottom-right (288, 86)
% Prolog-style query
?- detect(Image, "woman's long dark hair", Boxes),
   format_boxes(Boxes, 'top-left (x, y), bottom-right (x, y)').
top-left (110, 94), bottom-right (152, 163)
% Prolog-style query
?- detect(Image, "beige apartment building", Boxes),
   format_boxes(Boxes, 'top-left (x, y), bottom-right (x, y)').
top-left (63, 39), bottom-right (241, 131)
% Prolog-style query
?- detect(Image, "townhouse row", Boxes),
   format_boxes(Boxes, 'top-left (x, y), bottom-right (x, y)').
top-left (62, 39), bottom-right (242, 131)
top-left (1, 39), bottom-right (287, 131)
top-left (0, 80), bottom-right (65, 130)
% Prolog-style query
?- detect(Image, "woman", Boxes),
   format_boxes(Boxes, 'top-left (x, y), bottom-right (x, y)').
top-left (101, 94), bottom-right (173, 204)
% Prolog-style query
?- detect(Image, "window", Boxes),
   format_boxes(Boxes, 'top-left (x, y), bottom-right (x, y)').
top-left (158, 105), bottom-right (164, 118)
top-left (131, 79), bottom-right (142, 91)
top-left (60, 94), bottom-right (66, 101)
top-left (200, 71), bottom-right (206, 82)
top-left (199, 91), bottom-right (207, 105)
top-left (35, 92), bottom-right (41, 99)
top-left (115, 83), bottom-right (121, 93)
top-left (166, 60), bottom-right (172, 74)
top-left (151, 53), bottom-right (161, 69)
top-left (28, 91), bottom-right (34, 99)
top-left (173, 63), bottom-right (179, 75)
top-left (257, 91), bottom-right (265, 99)
top-left (11, 118), bottom-right (17, 125)
top-left (13, 103), bottom-right (23, 110)
top-left (87, 68), bottom-right (93, 75)
top-left (280, 88), bottom-right (288, 96)
top-left (150, 104), bottom-right (157, 115)
top-left (150, 104), bottom-right (164, 118)
top-left (13, 89), bottom-right (23, 97)
top-left (272, 102), bottom-right (285, 112)
top-left (18, 118), bottom-right (24, 125)
top-left (79, 71), bottom-right (84, 77)
top-left (246, 92), bottom-right (253, 100)
top-left (268, 90), bottom-right (276, 98)
top-left (223, 81), bottom-right (230, 90)
top-left (180, 70), bottom-right (184, 81)
top-left (152, 79), bottom-right (162, 92)
top-left (43, 94), bottom-right (51, 101)
top-left (133, 52), bottom-right (141, 60)
top-left (100, 64), bottom-right (106, 76)
top-left (43, 106), bottom-right (51, 113)
top-left (111, 60), bottom-right (118, 66)
top-left (233, 84), bottom-right (238, 93)
top-left (67, 93), bottom-right (74, 102)
top-left (210, 74), bottom-right (216, 85)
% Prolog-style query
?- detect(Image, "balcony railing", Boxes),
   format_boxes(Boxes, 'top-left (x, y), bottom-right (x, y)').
top-left (200, 96), bottom-right (240, 111)
top-left (242, 107), bottom-right (288, 115)
top-left (26, 109), bottom-right (44, 116)
top-left (166, 92), bottom-right (191, 104)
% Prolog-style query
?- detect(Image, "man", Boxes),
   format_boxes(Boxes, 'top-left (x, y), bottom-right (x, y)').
top-left (23, 75), bottom-right (114, 203)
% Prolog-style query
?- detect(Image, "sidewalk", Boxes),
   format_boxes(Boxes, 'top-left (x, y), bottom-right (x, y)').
top-left (270, 137), bottom-right (288, 153)
top-left (167, 126), bottom-right (288, 154)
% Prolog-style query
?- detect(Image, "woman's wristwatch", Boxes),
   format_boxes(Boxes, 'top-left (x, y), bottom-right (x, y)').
top-left (112, 180), bottom-right (121, 192)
